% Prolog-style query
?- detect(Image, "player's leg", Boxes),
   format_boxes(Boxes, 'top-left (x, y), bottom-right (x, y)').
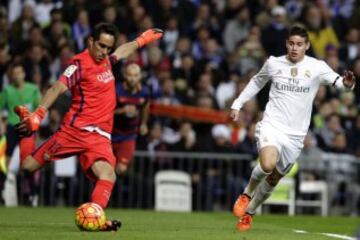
top-left (233, 146), bottom-right (279, 224)
top-left (81, 159), bottom-right (121, 231)
top-left (113, 140), bottom-right (136, 176)
top-left (233, 147), bottom-right (278, 217)
top-left (234, 122), bottom-right (282, 233)
top-left (247, 168), bottom-right (284, 214)
top-left (82, 136), bottom-right (121, 231)
top-left (21, 155), bottom-right (43, 172)
top-left (90, 160), bottom-right (116, 208)
top-left (244, 146), bottom-right (279, 196)
top-left (236, 159), bottom-right (283, 232)
top-left (233, 122), bottom-right (280, 218)
top-left (237, 135), bottom-right (303, 231)
top-left (89, 161), bottom-right (121, 232)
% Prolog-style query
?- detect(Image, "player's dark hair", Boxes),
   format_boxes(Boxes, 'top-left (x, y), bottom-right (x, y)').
top-left (288, 25), bottom-right (309, 42)
top-left (91, 23), bottom-right (118, 42)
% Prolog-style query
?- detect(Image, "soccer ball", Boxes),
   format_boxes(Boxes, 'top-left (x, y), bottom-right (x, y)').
top-left (75, 202), bottom-right (106, 231)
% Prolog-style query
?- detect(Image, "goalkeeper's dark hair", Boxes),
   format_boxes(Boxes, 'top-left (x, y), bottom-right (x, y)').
top-left (288, 25), bottom-right (309, 43)
top-left (91, 23), bottom-right (118, 42)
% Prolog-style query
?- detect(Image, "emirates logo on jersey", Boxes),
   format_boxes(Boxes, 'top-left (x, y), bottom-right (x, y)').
top-left (97, 69), bottom-right (114, 83)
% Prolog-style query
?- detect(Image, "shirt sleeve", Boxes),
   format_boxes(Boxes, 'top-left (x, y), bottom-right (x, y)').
top-left (231, 58), bottom-right (271, 110)
top-left (58, 59), bottom-right (82, 89)
top-left (318, 61), bottom-right (353, 90)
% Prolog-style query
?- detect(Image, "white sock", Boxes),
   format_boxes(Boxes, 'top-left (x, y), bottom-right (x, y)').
top-left (244, 164), bottom-right (271, 197)
top-left (247, 180), bottom-right (275, 215)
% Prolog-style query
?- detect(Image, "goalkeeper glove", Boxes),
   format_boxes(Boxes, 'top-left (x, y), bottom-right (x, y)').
top-left (135, 28), bottom-right (163, 48)
top-left (15, 106), bottom-right (47, 133)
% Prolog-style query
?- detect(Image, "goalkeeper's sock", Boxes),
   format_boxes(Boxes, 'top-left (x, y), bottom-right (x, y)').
top-left (19, 134), bottom-right (36, 164)
top-left (244, 164), bottom-right (271, 197)
top-left (246, 180), bottom-right (275, 214)
top-left (91, 179), bottom-right (114, 208)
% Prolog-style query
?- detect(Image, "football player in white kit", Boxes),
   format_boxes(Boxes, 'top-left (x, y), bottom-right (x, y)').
top-left (230, 25), bottom-right (356, 231)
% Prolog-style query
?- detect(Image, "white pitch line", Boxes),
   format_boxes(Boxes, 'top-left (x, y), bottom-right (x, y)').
top-left (293, 229), bottom-right (308, 234)
top-left (320, 233), bottom-right (356, 240)
top-left (293, 229), bottom-right (356, 240)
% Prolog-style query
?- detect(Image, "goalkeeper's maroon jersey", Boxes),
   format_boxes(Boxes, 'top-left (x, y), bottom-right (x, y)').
top-left (59, 49), bottom-right (117, 133)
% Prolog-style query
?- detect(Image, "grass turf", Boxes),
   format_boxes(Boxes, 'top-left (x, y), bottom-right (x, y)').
top-left (0, 207), bottom-right (358, 240)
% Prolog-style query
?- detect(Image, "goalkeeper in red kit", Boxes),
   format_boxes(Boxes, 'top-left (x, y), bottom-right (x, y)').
top-left (15, 23), bottom-right (163, 231)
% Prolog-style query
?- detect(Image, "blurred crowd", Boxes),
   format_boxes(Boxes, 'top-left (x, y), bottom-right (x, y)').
top-left (1, 0), bottom-right (360, 164)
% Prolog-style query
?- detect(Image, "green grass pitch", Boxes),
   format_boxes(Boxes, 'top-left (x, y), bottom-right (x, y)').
top-left (0, 207), bottom-right (358, 240)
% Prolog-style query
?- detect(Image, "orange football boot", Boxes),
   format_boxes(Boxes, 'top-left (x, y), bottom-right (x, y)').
top-left (236, 213), bottom-right (253, 232)
top-left (233, 193), bottom-right (251, 218)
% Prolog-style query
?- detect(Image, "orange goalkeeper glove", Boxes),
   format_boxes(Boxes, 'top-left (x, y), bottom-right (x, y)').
top-left (25, 106), bottom-right (47, 131)
top-left (135, 28), bottom-right (163, 48)
top-left (16, 106), bottom-right (47, 133)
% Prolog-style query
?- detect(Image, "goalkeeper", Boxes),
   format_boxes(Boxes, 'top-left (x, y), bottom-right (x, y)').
top-left (15, 23), bottom-right (162, 231)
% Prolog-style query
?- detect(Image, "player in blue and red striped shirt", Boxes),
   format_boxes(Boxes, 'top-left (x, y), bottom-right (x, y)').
top-left (112, 63), bottom-right (151, 175)
top-left (15, 23), bottom-right (162, 231)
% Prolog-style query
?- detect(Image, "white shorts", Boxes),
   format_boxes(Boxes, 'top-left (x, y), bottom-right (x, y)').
top-left (255, 121), bottom-right (305, 175)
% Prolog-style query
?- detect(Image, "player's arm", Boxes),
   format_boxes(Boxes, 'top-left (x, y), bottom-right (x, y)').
top-left (328, 70), bottom-right (356, 90)
top-left (16, 81), bottom-right (68, 133)
top-left (230, 59), bottom-right (271, 121)
top-left (139, 101), bottom-right (150, 136)
top-left (337, 70), bottom-right (356, 89)
top-left (38, 81), bottom-right (68, 109)
top-left (111, 29), bottom-right (163, 61)
top-left (319, 61), bottom-right (356, 90)
top-left (114, 105), bottom-right (137, 115)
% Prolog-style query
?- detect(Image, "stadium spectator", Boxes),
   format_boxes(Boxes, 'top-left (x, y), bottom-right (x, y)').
top-left (22, 43), bottom-right (52, 89)
top-left (216, 72), bottom-right (240, 110)
top-left (42, 8), bottom-right (71, 42)
top-left (71, 9), bottom-right (91, 52)
top-left (235, 26), bottom-right (265, 75)
top-left (328, 132), bottom-right (350, 154)
top-left (261, 6), bottom-right (289, 57)
top-left (8, 0), bottom-right (36, 24)
top-left (317, 114), bottom-right (344, 151)
top-left (34, 0), bottom-right (57, 26)
top-left (302, 4), bottom-right (339, 58)
top-left (0, 44), bottom-right (11, 91)
top-left (9, 4), bottom-right (39, 53)
top-left (163, 16), bottom-right (179, 56)
top-left (168, 121), bottom-right (196, 152)
top-left (223, 6), bottom-right (251, 54)
top-left (0, 7), bottom-right (10, 45)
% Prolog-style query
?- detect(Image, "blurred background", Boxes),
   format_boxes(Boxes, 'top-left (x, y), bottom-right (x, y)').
top-left (0, 0), bottom-right (360, 217)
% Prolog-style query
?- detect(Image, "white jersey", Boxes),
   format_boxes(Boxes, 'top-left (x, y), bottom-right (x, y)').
top-left (231, 55), bottom-right (352, 136)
